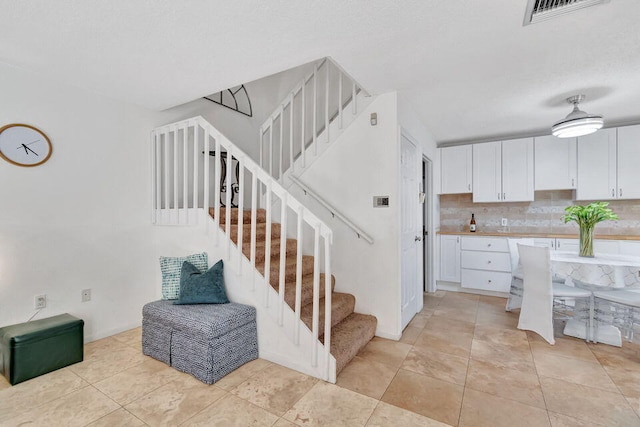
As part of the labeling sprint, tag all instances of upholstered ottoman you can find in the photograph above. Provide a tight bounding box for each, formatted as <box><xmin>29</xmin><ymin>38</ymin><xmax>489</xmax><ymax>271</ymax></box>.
<box><xmin>0</xmin><ymin>313</ymin><xmax>84</xmax><ymax>385</ymax></box>
<box><xmin>142</xmin><ymin>300</ymin><xmax>258</xmax><ymax>384</ymax></box>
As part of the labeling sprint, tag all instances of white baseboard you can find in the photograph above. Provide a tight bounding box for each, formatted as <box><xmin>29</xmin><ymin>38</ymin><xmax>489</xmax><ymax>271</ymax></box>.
<box><xmin>375</xmin><ymin>331</ymin><xmax>402</xmax><ymax>340</ymax></box>
<box><xmin>436</xmin><ymin>281</ymin><xmax>508</xmax><ymax>299</ymax></box>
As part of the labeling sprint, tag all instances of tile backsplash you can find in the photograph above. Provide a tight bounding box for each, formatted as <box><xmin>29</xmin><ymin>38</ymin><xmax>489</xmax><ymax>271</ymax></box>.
<box><xmin>439</xmin><ymin>190</ymin><xmax>640</xmax><ymax>236</ymax></box>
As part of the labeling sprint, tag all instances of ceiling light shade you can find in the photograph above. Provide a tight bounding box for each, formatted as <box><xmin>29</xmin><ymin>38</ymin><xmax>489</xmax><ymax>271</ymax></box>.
<box><xmin>552</xmin><ymin>95</ymin><xmax>604</xmax><ymax>138</ymax></box>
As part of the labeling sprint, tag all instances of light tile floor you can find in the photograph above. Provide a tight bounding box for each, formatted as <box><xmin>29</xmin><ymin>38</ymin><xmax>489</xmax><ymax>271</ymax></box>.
<box><xmin>2</xmin><ymin>291</ymin><xmax>640</xmax><ymax>426</ymax></box>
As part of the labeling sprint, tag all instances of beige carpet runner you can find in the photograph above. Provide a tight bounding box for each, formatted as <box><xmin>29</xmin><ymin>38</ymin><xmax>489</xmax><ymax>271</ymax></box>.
<box><xmin>211</xmin><ymin>208</ymin><xmax>377</xmax><ymax>374</ymax></box>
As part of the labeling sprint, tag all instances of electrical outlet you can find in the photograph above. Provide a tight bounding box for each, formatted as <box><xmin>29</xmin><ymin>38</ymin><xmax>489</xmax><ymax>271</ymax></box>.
<box><xmin>501</xmin><ymin>218</ymin><xmax>508</xmax><ymax>227</ymax></box>
<box><xmin>81</xmin><ymin>289</ymin><xmax>91</xmax><ymax>302</ymax></box>
<box><xmin>34</xmin><ymin>294</ymin><xmax>46</xmax><ymax>310</ymax></box>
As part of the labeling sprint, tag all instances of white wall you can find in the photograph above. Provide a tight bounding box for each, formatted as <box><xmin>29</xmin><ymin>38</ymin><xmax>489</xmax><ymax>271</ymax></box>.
<box><xmin>160</xmin><ymin>61</ymin><xmax>317</xmax><ymax>162</ymax></box>
<box><xmin>0</xmin><ymin>63</ymin><xmax>197</xmax><ymax>340</ymax></box>
<box><xmin>286</xmin><ymin>92</ymin><xmax>402</xmax><ymax>339</ymax></box>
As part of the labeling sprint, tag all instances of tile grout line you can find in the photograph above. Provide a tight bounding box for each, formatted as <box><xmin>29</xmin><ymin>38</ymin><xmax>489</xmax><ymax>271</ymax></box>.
<box><xmin>525</xmin><ymin>325</ymin><xmax>554</xmax><ymax>426</ymax></box>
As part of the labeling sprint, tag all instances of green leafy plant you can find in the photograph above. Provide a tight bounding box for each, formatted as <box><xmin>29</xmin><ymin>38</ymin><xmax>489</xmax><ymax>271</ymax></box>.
<box><xmin>563</xmin><ymin>202</ymin><xmax>618</xmax><ymax>257</ymax></box>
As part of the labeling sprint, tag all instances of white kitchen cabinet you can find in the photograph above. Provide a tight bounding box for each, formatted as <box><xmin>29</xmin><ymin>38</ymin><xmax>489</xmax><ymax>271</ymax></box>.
<box><xmin>533</xmin><ymin>238</ymin><xmax>579</xmax><ymax>252</ymax></box>
<box><xmin>620</xmin><ymin>241</ymin><xmax>640</xmax><ymax>257</ymax></box>
<box><xmin>595</xmin><ymin>240</ymin><xmax>620</xmax><ymax>255</ymax></box>
<box><xmin>616</xmin><ymin>125</ymin><xmax>640</xmax><ymax>200</ymax></box>
<box><xmin>533</xmin><ymin>237</ymin><xmax>617</xmax><ymax>254</ymax></box>
<box><xmin>473</xmin><ymin>138</ymin><xmax>534</xmax><ymax>203</ymax></box>
<box><xmin>577</xmin><ymin>126</ymin><xmax>640</xmax><ymax>200</ymax></box>
<box><xmin>472</xmin><ymin>141</ymin><xmax>501</xmax><ymax>202</ymax></box>
<box><xmin>534</xmin><ymin>135</ymin><xmax>577</xmax><ymax>190</ymax></box>
<box><xmin>440</xmin><ymin>145</ymin><xmax>472</xmax><ymax>194</ymax></box>
<box><xmin>460</xmin><ymin>236</ymin><xmax>512</xmax><ymax>293</ymax></box>
<box><xmin>577</xmin><ymin>128</ymin><xmax>617</xmax><ymax>200</ymax></box>
<box><xmin>440</xmin><ymin>235</ymin><xmax>461</xmax><ymax>282</ymax></box>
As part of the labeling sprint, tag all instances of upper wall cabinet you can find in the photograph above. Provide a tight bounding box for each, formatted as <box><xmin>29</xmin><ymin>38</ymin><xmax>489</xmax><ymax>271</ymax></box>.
<box><xmin>440</xmin><ymin>145</ymin><xmax>472</xmax><ymax>194</ymax></box>
<box><xmin>616</xmin><ymin>125</ymin><xmax>640</xmax><ymax>200</ymax></box>
<box><xmin>577</xmin><ymin>126</ymin><xmax>640</xmax><ymax>200</ymax></box>
<box><xmin>472</xmin><ymin>138</ymin><xmax>534</xmax><ymax>202</ymax></box>
<box><xmin>534</xmin><ymin>135</ymin><xmax>577</xmax><ymax>191</ymax></box>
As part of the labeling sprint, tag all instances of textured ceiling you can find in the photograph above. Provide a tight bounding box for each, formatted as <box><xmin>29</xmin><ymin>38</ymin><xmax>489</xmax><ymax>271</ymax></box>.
<box><xmin>1</xmin><ymin>0</ymin><xmax>639</xmax><ymax>144</ymax></box>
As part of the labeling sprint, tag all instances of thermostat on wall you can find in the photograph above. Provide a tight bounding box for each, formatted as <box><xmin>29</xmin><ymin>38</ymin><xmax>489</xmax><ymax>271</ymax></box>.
<box><xmin>373</xmin><ymin>196</ymin><xmax>390</xmax><ymax>208</ymax></box>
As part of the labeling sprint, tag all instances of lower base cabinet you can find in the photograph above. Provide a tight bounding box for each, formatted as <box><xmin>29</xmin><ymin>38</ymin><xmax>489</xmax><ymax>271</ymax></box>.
<box><xmin>439</xmin><ymin>234</ymin><xmax>631</xmax><ymax>295</ymax></box>
<box><xmin>461</xmin><ymin>269</ymin><xmax>512</xmax><ymax>293</ymax></box>
<box><xmin>460</xmin><ymin>236</ymin><xmax>512</xmax><ymax>293</ymax></box>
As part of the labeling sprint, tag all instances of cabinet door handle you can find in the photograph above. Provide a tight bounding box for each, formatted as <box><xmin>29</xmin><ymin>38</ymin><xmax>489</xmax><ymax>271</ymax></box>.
<box><xmin>457</xmin><ymin>236</ymin><xmax>459</xmax><ymax>243</ymax></box>
<box><xmin>612</xmin><ymin>189</ymin><xmax>615</xmax><ymax>197</ymax></box>
<box><xmin>557</xmin><ymin>240</ymin><xmax>560</xmax><ymax>249</ymax></box>
<box><xmin>571</xmin><ymin>178</ymin><xmax>575</xmax><ymax>187</ymax></box>
<box><xmin>498</xmin><ymin>192</ymin><xmax>501</xmax><ymax>200</ymax></box>
<box><xmin>487</xmin><ymin>260</ymin><xmax>492</xmax><ymax>264</ymax></box>
<box><xmin>503</xmin><ymin>192</ymin><xmax>506</xmax><ymax>200</ymax></box>
<box><xmin>487</xmin><ymin>243</ymin><xmax>492</xmax><ymax>247</ymax></box>
<box><xmin>551</xmin><ymin>240</ymin><xmax>555</xmax><ymax>249</ymax></box>
<box><xmin>620</xmin><ymin>188</ymin><xmax>623</xmax><ymax>198</ymax></box>
<box><xmin>488</xmin><ymin>280</ymin><xmax>492</xmax><ymax>283</ymax></box>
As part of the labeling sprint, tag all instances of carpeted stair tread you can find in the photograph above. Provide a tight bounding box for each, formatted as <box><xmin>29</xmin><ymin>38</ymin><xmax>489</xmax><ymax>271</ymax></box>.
<box><xmin>282</xmin><ymin>274</ymin><xmax>335</xmax><ymax>310</ymax></box>
<box><xmin>300</xmin><ymin>292</ymin><xmax>355</xmax><ymax>334</ymax></box>
<box><xmin>241</xmin><ymin>238</ymin><xmax>297</xmax><ymax>263</ymax></box>
<box><xmin>329</xmin><ymin>313</ymin><xmax>377</xmax><ymax>374</ymax></box>
<box><xmin>222</xmin><ymin>222</ymin><xmax>282</xmax><ymax>244</ymax></box>
<box><xmin>260</xmin><ymin>255</ymin><xmax>315</xmax><ymax>286</ymax></box>
<box><xmin>209</xmin><ymin>207</ymin><xmax>267</xmax><ymax>224</ymax></box>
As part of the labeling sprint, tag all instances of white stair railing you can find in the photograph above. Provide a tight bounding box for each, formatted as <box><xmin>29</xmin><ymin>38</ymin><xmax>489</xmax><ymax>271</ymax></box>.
<box><xmin>151</xmin><ymin>116</ymin><xmax>335</xmax><ymax>381</ymax></box>
<box><xmin>259</xmin><ymin>58</ymin><xmax>369</xmax><ymax>182</ymax></box>
<box><xmin>290</xmin><ymin>175</ymin><xmax>374</xmax><ymax>244</ymax></box>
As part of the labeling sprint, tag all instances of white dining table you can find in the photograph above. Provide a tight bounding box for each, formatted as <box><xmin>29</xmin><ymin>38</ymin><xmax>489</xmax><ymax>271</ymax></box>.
<box><xmin>550</xmin><ymin>251</ymin><xmax>640</xmax><ymax>346</ymax></box>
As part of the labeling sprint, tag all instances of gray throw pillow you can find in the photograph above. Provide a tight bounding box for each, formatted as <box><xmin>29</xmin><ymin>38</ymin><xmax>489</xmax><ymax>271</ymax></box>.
<box><xmin>173</xmin><ymin>260</ymin><xmax>229</xmax><ymax>305</ymax></box>
<box><xmin>159</xmin><ymin>252</ymin><xmax>208</xmax><ymax>300</ymax></box>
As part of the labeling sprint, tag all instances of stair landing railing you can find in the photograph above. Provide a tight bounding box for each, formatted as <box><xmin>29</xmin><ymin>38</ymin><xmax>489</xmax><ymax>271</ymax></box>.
<box><xmin>259</xmin><ymin>58</ymin><xmax>368</xmax><ymax>182</ymax></box>
<box><xmin>151</xmin><ymin>116</ymin><xmax>335</xmax><ymax>381</ymax></box>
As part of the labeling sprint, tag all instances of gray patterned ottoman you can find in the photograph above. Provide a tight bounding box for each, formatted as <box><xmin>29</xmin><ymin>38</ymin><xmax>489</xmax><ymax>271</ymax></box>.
<box><xmin>142</xmin><ymin>300</ymin><xmax>258</xmax><ymax>384</ymax></box>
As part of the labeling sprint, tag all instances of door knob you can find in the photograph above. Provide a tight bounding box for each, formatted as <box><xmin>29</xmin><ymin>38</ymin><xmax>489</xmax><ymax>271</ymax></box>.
<box><xmin>415</xmin><ymin>236</ymin><xmax>422</xmax><ymax>242</ymax></box>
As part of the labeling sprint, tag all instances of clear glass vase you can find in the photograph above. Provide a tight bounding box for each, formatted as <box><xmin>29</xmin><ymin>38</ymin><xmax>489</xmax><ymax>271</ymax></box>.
<box><xmin>579</xmin><ymin>225</ymin><xmax>595</xmax><ymax>257</ymax></box>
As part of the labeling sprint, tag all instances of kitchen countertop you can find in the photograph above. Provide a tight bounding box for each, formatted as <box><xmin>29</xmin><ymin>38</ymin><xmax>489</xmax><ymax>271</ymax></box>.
<box><xmin>437</xmin><ymin>230</ymin><xmax>640</xmax><ymax>241</ymax></box>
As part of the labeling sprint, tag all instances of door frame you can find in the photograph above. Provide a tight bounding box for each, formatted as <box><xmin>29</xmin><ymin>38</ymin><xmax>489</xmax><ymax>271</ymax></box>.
<box><xmin>398</xmin><ymin>127</ymin><xmax>424</xmax><ymax>330</ymax></box>
<box><xmin>422</xmin><ymin>155</ymin><xmax>435</xmax><ymax>294</ymax></box>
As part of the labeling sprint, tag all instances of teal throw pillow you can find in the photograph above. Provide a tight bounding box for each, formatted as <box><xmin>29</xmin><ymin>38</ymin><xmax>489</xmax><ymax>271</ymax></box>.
<box><xmin>174</xmin><ymin>260</ymin><xmax>229</xmax><ymax>305</ymax></box>
<box><xmin>160</xmin><ymin>252</ymin><xmax>208</xmax><ymax>300</ymax></box>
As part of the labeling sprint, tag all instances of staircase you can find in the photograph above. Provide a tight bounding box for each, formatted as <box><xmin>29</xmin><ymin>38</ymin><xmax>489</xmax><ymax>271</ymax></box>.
<box><xmin>151</xmin><ymin>59</ymin><xmax>378</xmax><ymax>382</ymax></box>
<box><xmin>212</xmin><ymin>207</ymin><xmax>376</xmax><ymax>374</ymax></box>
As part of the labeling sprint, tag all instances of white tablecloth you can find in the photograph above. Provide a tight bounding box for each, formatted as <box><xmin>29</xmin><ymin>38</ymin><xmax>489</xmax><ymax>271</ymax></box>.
<box><xmin>551</xmin><ymin>251</ymin><xmax>640</xmax><ymax>288</ymax></box>
<box><xmin>550</xmin><ymin>251</ymin><xmax>640</xmax><ymax>346</ymax></box>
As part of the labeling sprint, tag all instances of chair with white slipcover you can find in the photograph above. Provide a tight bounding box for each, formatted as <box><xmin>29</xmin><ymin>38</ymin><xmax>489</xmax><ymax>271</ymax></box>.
<box><xmin>517</xmin><ymin>244</ymin><xmax>591</xmax><ymax>344</ymax></box>
<box><xmin>505</xmin><ymin>238</ymin><xmax>565</xmax><ymax>312</ymax></box>
<box><xmin>505</xmin><ymin>238</ymin><xmax>535</xmax><ymax>311</ymax></box>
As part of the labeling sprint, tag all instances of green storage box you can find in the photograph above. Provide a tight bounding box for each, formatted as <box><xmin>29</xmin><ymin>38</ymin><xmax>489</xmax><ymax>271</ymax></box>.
<box><xmin>0</xmin><ymin>313</ymin><xmax>84</xmax><ymax>385</ymax></box>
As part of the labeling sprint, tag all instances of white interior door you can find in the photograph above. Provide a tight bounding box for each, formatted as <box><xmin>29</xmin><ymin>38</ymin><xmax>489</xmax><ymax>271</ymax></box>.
<box><xmin>401</xmin><ymin>134</ymin><xmax>419</xmax><ymax>329</ymax></box>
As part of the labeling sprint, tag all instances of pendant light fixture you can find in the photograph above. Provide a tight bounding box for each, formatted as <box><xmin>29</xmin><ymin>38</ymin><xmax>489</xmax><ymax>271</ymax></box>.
<box><xmin>552</xmin><ymin>95</ymin><xmax>604</xmax><ymax>138</ymax></box>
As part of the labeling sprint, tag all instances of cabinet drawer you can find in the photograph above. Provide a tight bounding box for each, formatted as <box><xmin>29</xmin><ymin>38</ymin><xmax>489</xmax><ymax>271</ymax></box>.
<box><xmin>461</xmin><ymin>251</ymin><xmax>511</xmax><ymax>272</ymax></box>
<box><xmin>461</xmin><ymin>269</ymin><xmax>512</xmax><ymax>293</ymax></box>
<box><xmin>461</xmin><ymin>236</ymin><xmax>508</xmax><ymax>252</ymax></box>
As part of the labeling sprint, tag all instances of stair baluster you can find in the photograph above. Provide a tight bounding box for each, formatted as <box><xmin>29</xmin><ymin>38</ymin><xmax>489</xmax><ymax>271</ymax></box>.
<box><xmin>259</xmin><ymin>58</ymin><xmax>369</xmax><ymax>185</ymax></box>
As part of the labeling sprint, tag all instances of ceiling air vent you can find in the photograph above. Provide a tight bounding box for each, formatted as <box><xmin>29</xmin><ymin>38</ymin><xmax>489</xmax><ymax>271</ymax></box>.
<box><xmin>524</xmin><ymin>0</ymin><xmax>610</xmax><ymax>25</ymax></box>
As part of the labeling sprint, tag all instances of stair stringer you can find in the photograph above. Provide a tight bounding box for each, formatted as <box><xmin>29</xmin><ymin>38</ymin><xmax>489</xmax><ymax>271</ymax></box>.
<box><xmin>186</xmin><ymin>208</ymin><xmax>338</xmax><ymax>383</ymax></box>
